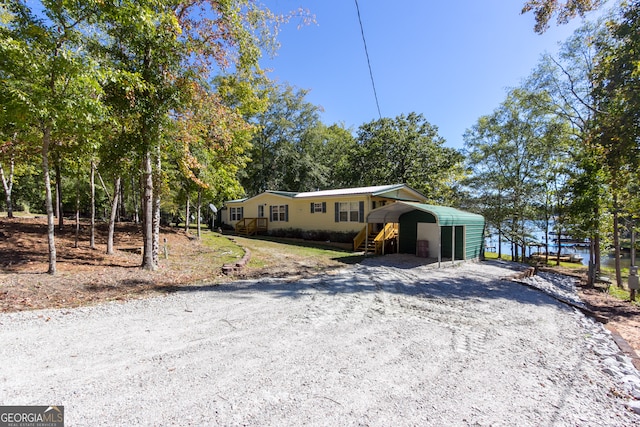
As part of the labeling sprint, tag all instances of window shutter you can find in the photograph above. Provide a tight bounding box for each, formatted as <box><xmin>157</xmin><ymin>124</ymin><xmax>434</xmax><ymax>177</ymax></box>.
<box><xmin>285</xmin><ymin>205</ymin><xmax>289</xmax><ymax>222</ymax></box>
<box><xmin>322</xmin><ymin>202</ymin><xmax>326</xmax><ymax>213</ymax></box>
<box><xmin>359</xmin><ymin>201</ymin><xmax>365</xmax><ymax>223</ymax></box>
<box><xmin>335</xmin><ymin>202</ymin><xmax>339</xmax><ymax>222</ymax></box>
<box><xmin>269</xmin><ymin>206</ymin><xmax>273</xmax><ymax>220</ymax></box>
<box><xmin>310</xmin><ymin>202</ymin><xmax>314</xmax><ymax>214</ymax></box>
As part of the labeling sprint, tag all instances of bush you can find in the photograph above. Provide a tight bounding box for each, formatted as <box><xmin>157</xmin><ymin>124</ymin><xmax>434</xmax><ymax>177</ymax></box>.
<box><xmin>268</xmin><ymin>228</ymin><xmax>356</xmax><ymax>244</ymax></box>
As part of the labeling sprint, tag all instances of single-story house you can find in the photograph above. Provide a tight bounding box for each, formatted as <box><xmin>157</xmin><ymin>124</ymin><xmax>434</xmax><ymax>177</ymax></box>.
<box><xmin>220</xmin><ymin>184</ymin><xmax>427</xmax><ymax>248</ymax></box>
<box><xmin>366</xmin><ymin>201</ymin><xmax>485</xmax><ymax>264</ymax></box>
<box><xmin>221</xmin><ymin>185</ymin><xmax>485</xmax><ymax>262</ymax></box>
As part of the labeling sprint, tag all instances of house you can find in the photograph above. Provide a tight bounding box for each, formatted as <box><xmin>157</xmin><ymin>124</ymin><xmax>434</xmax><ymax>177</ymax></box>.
<box><xmin>221</xmin><ymin>184</ymin><xmax>485</xmax><ymax>260</ymax></box>
<box><xmin>220</xmin><ymin>184</ymin><xmax>427</xmax><ymax>249</ymax></box>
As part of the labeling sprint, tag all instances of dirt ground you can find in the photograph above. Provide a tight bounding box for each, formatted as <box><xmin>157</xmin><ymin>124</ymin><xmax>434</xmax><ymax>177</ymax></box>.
<box><xmin>0</xmin><ymin>216</ymin><xmax>342</xmax><ymax>313</ymax></box>
<box><xmin>580</xmin><ymin>287</ymin><xmax>640</xmax><ymax>354</ymax></box>
<box><xmin>1</xmin><ymin>216</ymin><xmax>639</xmax><ymax>355</ymax></box>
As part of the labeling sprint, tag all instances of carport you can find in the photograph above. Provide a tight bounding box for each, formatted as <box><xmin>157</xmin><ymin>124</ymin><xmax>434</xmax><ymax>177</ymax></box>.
<box><xmin>366</xmin><ymin>202</ymin><xmax>485</xmax><ymax>267</ymax></box>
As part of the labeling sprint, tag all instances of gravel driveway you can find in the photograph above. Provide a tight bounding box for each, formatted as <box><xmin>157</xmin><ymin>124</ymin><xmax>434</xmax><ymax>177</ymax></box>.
<box><xmin>1</xmin><ymin>257</ymin><xmax>639</xmax><ymax>426</ymax></box>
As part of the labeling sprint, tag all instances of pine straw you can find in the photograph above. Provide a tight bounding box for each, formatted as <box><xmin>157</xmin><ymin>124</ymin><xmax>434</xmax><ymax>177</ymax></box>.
<box><xmin>0</xmin><ymin>217</ymin><xmax>238</xmax><ymax>312</ymax></box>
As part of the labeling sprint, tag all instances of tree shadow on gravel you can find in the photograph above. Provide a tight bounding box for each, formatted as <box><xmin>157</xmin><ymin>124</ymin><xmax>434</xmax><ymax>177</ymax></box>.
<box><xmin>177</xmin><ymin>258</ymin><xmax>571</xmax><ymax>309</ymax></box>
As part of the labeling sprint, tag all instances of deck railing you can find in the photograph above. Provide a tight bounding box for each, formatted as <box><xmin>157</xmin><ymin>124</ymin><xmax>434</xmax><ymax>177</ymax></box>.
<box><xmin>235</xmin><ymin>217</ymin><xmax>268</xmax><ymax>236</ymax></box>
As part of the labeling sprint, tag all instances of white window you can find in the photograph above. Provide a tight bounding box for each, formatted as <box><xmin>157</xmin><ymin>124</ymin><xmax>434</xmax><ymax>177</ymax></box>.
<box><xmin>311</xmin><ymin>202</ymin><xmax>326</xmax><ymax>213</ymax></box>
<box><xmin>230</xmin><ymin>207</ymin><xmax>243</xmax><ymax>221</ymax></box>
<box><xmin>338</xmin><ymin>202</ymin><xmax>360</xmax><ymax>222</ymax></box>
<box><xmin>271</xmin><ymin>205</ymin><xmax>288</xmax><ymax>222</ymax></box>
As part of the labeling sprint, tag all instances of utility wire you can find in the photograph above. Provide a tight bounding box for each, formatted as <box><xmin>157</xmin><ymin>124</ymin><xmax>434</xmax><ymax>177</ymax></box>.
<box><xmin>354</xmin><ymin>0</ymin><xmax>382</xmax><ymax>119</ymax></box>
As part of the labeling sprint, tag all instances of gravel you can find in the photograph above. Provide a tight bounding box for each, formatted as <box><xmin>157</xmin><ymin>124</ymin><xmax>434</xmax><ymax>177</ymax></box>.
<box><xmin>1</xmin><ymin>256</ymin><xmax>639</xmax><ymax>426</ymax></box>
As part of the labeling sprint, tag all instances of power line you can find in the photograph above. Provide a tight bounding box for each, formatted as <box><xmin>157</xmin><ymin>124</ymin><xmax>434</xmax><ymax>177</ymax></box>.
<box><xmin>354</xmin><ymin>0</ymin><xmax>382</xmax><ymax>119</ymax></box>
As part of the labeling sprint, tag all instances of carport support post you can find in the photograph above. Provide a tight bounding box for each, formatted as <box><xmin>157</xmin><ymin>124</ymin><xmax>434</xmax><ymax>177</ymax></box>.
<box><xmin>452</xmin><ymin>226</ymin><xmax>455</xmax><ymax>266</ymax></box>
<box><xmin>438</xmin><ymin>227</ymin><xmax>442</xmax><ymax>268</ymax></box>
<box><xmin>382</xmin><ymin>222</ymin><xmax>385</xmax><ymax>255</ymax></box>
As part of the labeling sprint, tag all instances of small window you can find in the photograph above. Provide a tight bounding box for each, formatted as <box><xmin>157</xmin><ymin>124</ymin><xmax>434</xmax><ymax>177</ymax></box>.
<box><xmin>230</xmin><ymin>207</ymin><xmax>243</xmax><ymax>221</ymax></box>
<box><xmin>311</xmin><ymin>202</ymin><xmax>326</xmax><ymax>213</ymax></box>
<box><xmin>271</xmin><ymin>205</ymin><xmax>288</xmax><ymax>222</ymax></box>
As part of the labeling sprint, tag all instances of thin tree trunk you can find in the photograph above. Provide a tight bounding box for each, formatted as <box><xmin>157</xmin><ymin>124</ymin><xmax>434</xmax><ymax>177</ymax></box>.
<box><xmin>131</xmin><ymin>175</ymin><xmax>139</xmax><ymax>224</ymax></box>
<box><xmin>55</xmin><ymin>157</ymin><xmax>63</xmax><ymax>230</ymax></box>
<box><xmin>97</xmin><ymin>171</ymin><xmax>111</xmax><ymax>200</ymax></box>
<box><xmin>197</xmin><ymin>188</ymin><xmax>202</xmax><ymax>239</ymax></box>
<box><xmin>613</xmin><ymin>201</ymin><xmax>623</xmax><ymax>288</ymax></box>
<box><xmin>0</xmin><ymin>157</ymin><xmax>14</xmax><ymax>219</ymax></box>
<box><xmin>107</xmin><ymin>176</ymin><xmax>121</xmax><ymax>255</ymax></box>
<box><xmin>631</xmin><ymin>227</ymin><xmax>636</xmax><ymax>301</ymax></box>
<box><xmin>119</xmin><ymin>180</ymin><xmax>125</xmax><ymax>221</ymax></box>
<box><xmin>141</xmin><ymin>150</ymin><xmax>155</xmax><ymax>270</ymax></box>
<box><xmin>594</xmin><ymin>206</ymin><xmax>601</xmax><ymax>272</ymax></box>
<box><xmin>152</xmin><ymin>147</ymin><xmax>161</xmax><ymax>267</ymax></box>
<box><xmin>497</xmin><ymin>229</ymin><xmax>502</xmax><ymax>259</ymax></box>
<box><xmin>42</xmin><ymin>126</ymin><xmax>56</xmax><ymax>274</ymax></box>
<box><xmin>74</xmin><ymin>172</ymin><xmax>80</xmax><ymax>248</ymax></box>
<box><xmin>185</xmin><ymin>192</ymin><xmax>190</xmax><ymax>234</ymax></box>
<box><xmin>90</xmin><ymin>160</ymin><xmax>96</xmax><ymax>249</ymax></box>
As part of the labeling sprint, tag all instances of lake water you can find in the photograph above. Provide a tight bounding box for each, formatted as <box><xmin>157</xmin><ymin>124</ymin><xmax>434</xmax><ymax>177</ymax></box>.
<box><xmin>485</xmin><ymin>239</ymin><xmax>635</xmax><ymax>269</ymax></box>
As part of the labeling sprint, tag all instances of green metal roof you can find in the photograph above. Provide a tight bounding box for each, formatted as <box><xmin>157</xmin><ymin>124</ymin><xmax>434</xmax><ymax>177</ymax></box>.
<box><xmin>367</xmin><ymin>201</ymin><xmax>484</xmax><ymax>226</ymax></box>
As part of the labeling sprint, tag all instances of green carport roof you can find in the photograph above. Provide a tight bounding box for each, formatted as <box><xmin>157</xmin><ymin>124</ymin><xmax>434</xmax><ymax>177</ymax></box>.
<box><xmin>366</xmin><ymin>201</ymin><xmax>484</xmax><ymax>226</ymax></box>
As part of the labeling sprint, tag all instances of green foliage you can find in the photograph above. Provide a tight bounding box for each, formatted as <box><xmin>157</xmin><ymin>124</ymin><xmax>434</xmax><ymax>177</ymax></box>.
<box><xmin>242</xmin><ymin>83</ymin><xmax>326</xmax><ymax>194</ymax></box>
<box><xmin>464</xmin><ymin>88</ymin><xmax>573</xmax><ymax>254</ymax></box>
<box><xmin>522</xmin><ymin>0</ymin><xmax>604</xmax><ymax>33</ymax></box>
<box><xmin>353</xmin><ymin>112</ymin><xmax>464</xmax><ymax>204</ymax></box>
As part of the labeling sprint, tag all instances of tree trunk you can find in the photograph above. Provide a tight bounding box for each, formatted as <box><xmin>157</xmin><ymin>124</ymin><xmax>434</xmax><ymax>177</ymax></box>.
<box><xmin>631</xmin><ymin>227</ymin><xmax>636</xmax><ymax>301</ymax></box>
<box><xmin>119</xmin><ymin>180</ymin><xmax>125</xmax><ymax>221</ymax></box>
<box><xmin>55</xmin><ymin>157</ymin><xmax>63</xmax><ymax>230</ymax></box>
<box><xmin>42</xmin><ymin>126</ymin><xmax>57</xmax><ymax>274</ymax></box>
<box><xmin>185</xmin><ymin>192</ymin><xmax>191</xmax><ymax>234</ymax></box>
<box><xmin>141</xmin><ymin>150</ymin><xmax>155</xmax><ymax>270</ymax></box>
<box><xmin>613</xmin><ymin>204</ymin><xmax>623</xmax><ymax>289</ymax></box>
<box><xmin>197</xmin><ymin>188</ymin><xmax>202</xmax><ymax>239</ymax></box>
<box><xmin>497</xmin><ymin>229</ymin><xmax>502</xmax><ymax>259</ymax></box>
<box><xmin>152</xmin><ymin>147</ymin><xmax>161</xmax><ymax>267</ymax></box>
<box><xmin>131</xmin><ymin>175</ymin><xmax>139</xmax><ymax>224</ymax></box>
<box><xmin>107</xmin><ymin>176</ymin><xmax>121</xmax><ymax>255</ymax></box>
<box><xmin>594</xmin><ymin>206</ymin><xmax>601</xmax><ymax>272</ymax></box>
<box><xmin>74</xmin><ymin>173</ymin><xmax>80</xmax><ymax>248</ymax></box>
<box><xmin>90</xmin><ymin>160</ymin><xmax>96</xmax><ymax>250</ymax></box>
<box><xmin>0</xmin><ymin>156</ymin><xmax>14</xmax><ymax>219</ymax></box>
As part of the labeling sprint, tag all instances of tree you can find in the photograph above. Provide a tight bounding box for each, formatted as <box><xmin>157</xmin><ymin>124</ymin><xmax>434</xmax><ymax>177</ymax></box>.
<box><xmin>464</xmin><ymin>89</ymin><xmax>569</xmax><ymax>261</ymax></box>
<box><xmin>172</xmin><ymin>82</ymin><xmax>254</xmax><ymax>238</ymax></box>
<box><xmin>1</xmin><ymin>0</ymin><xmax>104</xmax><ymax>274</ymax></box>
<box><xmin>96</xmin><ymin>0</ymin><xmax>291</xmax><ymax>270</ymax></box>
<box><xmin>311</xmin><ymin>123</ymin><xmax>358</xmax><ymax>189</ymax></box>
<box><xmin>528</xmin><ymin>18</ymin><xmax>611</xmax><ymax>275</ymax></box>
<box><xmin>591</xmin><ymin>1</ymin><xmax>640</xmax><ymax>289</ymax></box>
<box><xmin>242</xmin><ymin>83</ymin><xmax>325</xmax><ymax>195</ymax></box>
<box><xmin>522</xmin><ymin>0</ymin><xmax>605</xmax><ymax>33</ymax></box>
<box><xmin>354</xmin><ymin>113</ymin><xmax>464</xmax><ymax>204</ymax></box>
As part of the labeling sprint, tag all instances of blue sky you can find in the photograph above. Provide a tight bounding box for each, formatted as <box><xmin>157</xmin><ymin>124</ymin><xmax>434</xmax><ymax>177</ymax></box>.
<box><xmin>261</xmin><ymin>1</ymin><xmax>603</xmax><ymax>149</ymax></box>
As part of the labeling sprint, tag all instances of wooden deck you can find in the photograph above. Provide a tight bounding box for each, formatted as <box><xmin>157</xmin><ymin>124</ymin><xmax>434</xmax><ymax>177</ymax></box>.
<box><xmin>235</xmin><ymin>218</ymin><xmax>268</xmax><ymax>236</ymax></box>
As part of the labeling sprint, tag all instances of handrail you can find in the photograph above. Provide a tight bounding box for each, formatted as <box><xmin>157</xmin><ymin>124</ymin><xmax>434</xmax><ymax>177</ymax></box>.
<box><xmin>235</xmin><ymin>218</ymin><xmax>268</xmax><ymax>235</ymax></box>
<box><xmin>353</xmin><ymin>224</ymin><xmax>373</xmax><ymax>251</ymax></box>
<box><xmin>374</xmin><ymin>223</ymin><xmax>398</xmax><ymax>242</ymax></box>
<box><xmin>373</xmin><ymin>223</ymin><xmax>398</xmax><ymax>254</ymax></box>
